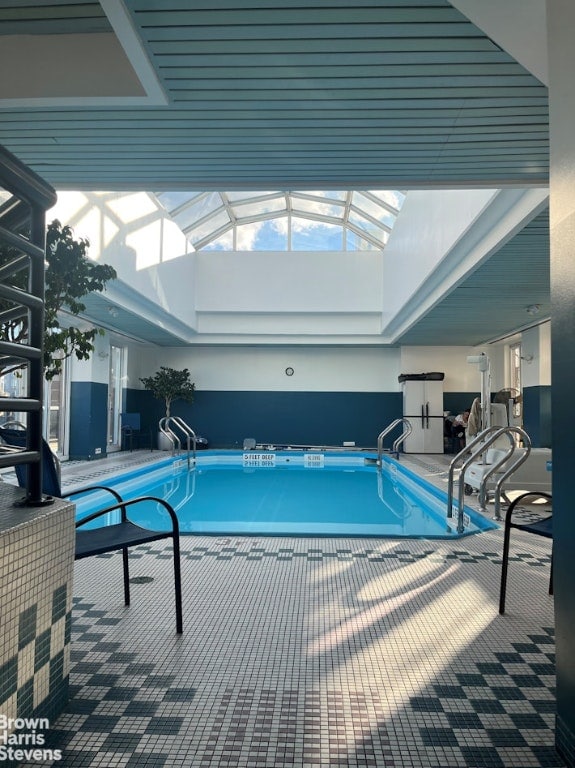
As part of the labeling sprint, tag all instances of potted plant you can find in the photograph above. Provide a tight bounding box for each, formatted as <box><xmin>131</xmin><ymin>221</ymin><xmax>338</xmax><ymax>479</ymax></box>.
<box><xmin>140</xmin><ymin>366</ymin><xmax>196</xmax><ymax>449</ymax></box>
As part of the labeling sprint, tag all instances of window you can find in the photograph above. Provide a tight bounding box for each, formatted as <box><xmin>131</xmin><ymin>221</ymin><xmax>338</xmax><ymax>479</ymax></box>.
<box><xmin>156</xmin><ymin>189</ymin><xmax>405</xmax><ymax>252</ymax></box>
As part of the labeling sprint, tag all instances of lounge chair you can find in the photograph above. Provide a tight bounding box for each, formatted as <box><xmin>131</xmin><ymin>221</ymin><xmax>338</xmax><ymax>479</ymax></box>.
<box><xmin>0</xmin><ymin>426</ymin><xmax>183</xmax><ymax>633</ymax></box>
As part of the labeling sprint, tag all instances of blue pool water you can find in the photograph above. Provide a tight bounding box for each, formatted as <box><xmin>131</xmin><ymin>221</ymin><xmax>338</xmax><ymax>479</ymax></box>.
<box><xmin>72</xmin><ymin>451</ymin><xmax>497</xmax><ymax>538</ymax></box>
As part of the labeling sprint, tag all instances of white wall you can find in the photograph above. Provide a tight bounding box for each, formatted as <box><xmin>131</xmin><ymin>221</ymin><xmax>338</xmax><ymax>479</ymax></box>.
<box><xmin>125</xmin><ymin>344</ymin><xmax>510</xmax><ymax>395</ymax></box>
<box><xmin>49</xmin><ymin>193</ymin><xmax>388</xmax><ymax>341</ymax></box>
<box><xmin>382</xmin><ymin>187</ymin><xmax>550</xmax><ymax>341</ymax></box>
<box><xmin>55</xmin><ymin>317</ymin><xmax>112</xmax><ymax>384</ymax></box>
<box><xmin>129</xmin><ymin>346</ymin><xmax>401</xmax><ymax>393</ymax></box>
<box><xmin>50</xmin><ymin>185</ymin><xmax>543</xmax><ymax>397</ymax></box>
<box><xmin>383</xmin><ymin>189</ymin><xmax>498</xmax><ymax>317</ymax></box>
<box><xmin>194</xmin><ymin>250</ymin><xmax>385</xmax><ymax>339</ymax></box>
<box><xmin>521</xmin><ymin>321</ymin><xmax>551</xmax><ymax>387</ymax></box>
<box><xmin>48</xmin><ymin>191</ymin><xmax>197</xmax><ymax>326</ymax></box>
<box><xmin>450</xmin><ymin>0</ymin><xmax>548</xmax><ymax>84</ymax></box>
<box><xmin>48</xmin><ymin>189</ymin><xmax>549</xmax><ymax>349</ymax></box>
<box><xmin>196</xmin><ymin>251</ymin><xmax>382</xmax><ymax>313</ymax></box>
<box><xmin>399</xmin><ymin>345</ymin><xmax>504</xmax><ymax>392</ymax></box>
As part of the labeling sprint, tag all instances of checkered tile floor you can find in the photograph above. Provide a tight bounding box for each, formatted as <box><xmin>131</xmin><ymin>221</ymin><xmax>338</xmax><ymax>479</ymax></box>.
<box><xmin>18</xmin><ymin>452</ymin><xmax>563</xmax><ymax>767</ymax></box>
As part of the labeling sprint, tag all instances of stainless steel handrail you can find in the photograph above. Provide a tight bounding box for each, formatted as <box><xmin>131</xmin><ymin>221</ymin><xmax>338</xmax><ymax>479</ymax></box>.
<box><xmin>447</xmin><ymin>426</ymin><xmax>531</xmax><ymax>532</ymax></box>
<box><xmin>159</xmin><ymin>416</ymin><xmax>197</xmax><ymax>468</ymax></box>
<box><xmin>447</xmin><ymin>427</ymin><xmax>504</xmax><ymax>529</ymax></box>
<box><xmin>163</xmin><ymin>464</ymin><xmax>197</xmax><ymax>508</ymax></box>
<box><xmin>159</xmin><ymin>417</ymin><xmax>180</xmax><ymax>454</ymax></box>
<box><xmin>392</xmin><ymin>420</ymin><xmax>413</xmax><ymax>457</ymax></box>
<box><xmin>377</xmin><ymin>465</ymin><xmax>413</xmax><ymax>521</ymax></box>
<box><xmin>474</xmin><ymin>437</ymin><xmax>518</xmax><ymax>514</ymax></box>
<box><xmin>377</xmin><ymin>418</ymin><xmax>412</xmax><ymax>464</ymax></box>
<box><xmin>171</xmin><ymin>416</ymin><xmax>197</xmax><ymax>467</ymax></box>
<box><xmin>488</xmin><ymin>428</ymin><xmax>531</xmax><ymax>520</ymax></box>
<box><xmin>469</xmin><ymin>428</ymin><xmax>531</xmax><ymax>518</ymax></box>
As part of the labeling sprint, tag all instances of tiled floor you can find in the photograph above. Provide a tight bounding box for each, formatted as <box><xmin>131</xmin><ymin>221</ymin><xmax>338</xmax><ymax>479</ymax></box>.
<box><xmin>14</xmin><ymin>450</ymin><xmax>562</xmax><ymax>767</ymax></box>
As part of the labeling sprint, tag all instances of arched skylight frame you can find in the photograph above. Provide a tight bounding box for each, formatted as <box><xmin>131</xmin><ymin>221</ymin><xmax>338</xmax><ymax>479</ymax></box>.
<box><xmin>155</xmin><ymin>189</ymin><xmax>405</xmax><ymax>252</ymax></box>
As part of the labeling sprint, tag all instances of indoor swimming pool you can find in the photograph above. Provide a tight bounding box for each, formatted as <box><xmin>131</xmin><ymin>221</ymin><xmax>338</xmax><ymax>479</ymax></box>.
<box><xmin>72</xmin><ymin>451</ymin><xmax>497</xmax><ymax>538</ymax></box>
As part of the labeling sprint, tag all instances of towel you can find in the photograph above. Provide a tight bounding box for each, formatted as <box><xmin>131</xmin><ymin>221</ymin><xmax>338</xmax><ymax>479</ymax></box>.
<box><xmin>467</xmin><ymin>397</ymin><xmax>482</xmax><ymax>438</ymax></box>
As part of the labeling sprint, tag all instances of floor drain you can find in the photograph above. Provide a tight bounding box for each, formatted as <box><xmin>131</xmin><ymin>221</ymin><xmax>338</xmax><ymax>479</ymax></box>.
<box><xmin>129</xmin><ymin>576</ymin><xmax>154</xmax><ymax>584</ymax></box>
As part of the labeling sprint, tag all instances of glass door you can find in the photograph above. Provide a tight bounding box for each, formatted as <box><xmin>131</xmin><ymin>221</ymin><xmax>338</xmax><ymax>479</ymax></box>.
<box><xmin>107</xmin><ymin>345</ymin><xmax>124</xmax><ymax>452</ymax></box>
<box><xmin>43</xmin><ymin>359</ymin><xmax>69</xmax><ymax>458</ymax></box>
<box><xmin>509</xmin><ymin>342</ymin><xmax>523</xmax><ymax>428</ymax></box>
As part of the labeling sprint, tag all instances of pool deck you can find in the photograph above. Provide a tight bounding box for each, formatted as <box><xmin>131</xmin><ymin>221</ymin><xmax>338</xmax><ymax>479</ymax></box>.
<box><xmin>12</xmin><ymin>450</ymin><xmax>561</xmax><ymax>767</ymax></box>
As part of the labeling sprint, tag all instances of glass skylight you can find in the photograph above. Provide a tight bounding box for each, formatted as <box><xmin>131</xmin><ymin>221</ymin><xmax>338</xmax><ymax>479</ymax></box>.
<box><xmin>155</xmin><ymin>190</ymin><xmax>405</xmax><ymax>252</ymax></box>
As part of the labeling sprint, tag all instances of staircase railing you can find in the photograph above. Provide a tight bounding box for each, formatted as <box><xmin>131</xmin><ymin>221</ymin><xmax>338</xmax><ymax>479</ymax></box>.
<box><xmin>0</xmin><ymin>146</ymin><xmax>57</xmax><ymax>505</ymax></box>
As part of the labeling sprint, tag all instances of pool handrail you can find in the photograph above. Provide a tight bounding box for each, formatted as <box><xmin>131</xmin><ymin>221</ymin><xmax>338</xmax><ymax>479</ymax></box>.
<box><xmin>448</xmin><ymin>426</ymin><xmax>506</xmax><ymax>528</ymax></box>
<box><xmin>377</xmin><ymin>467</ymin><xmax>413</xmax><ymax>521</ymax></box>
<box><xmin>447</xmin><ymin>426</ymin><xmax>531</xmax><ymax>532</ymax></box>
<box><xmin>159</xmin><ymin>417</ymin><xmax>181</xmax><ymax>455</ymax></box>
<box><xmin>171</xmin><ymin>416</ymin><xmax>197</xmax><ymax>468</ymax></box>
<box><xmin>377</xmin><ymin>418</ymin><xmax>412</xmax><ymax>464</ymax></box>
<box><xmin>485</xmin><ymin>428</ymin><xmax>531</xmax><ymax>520</ymax></box>
<box><xmin>465</xmin><ymin>426</ymin><xmax>531</xmax><ymax>522</ymax></box>
<box><xmin>159</xmin><ymin>416</ymin><xmax>197</xmax><ymax>467</ymax></box>
<box><xmin>163</xmin><ymin>465</ymin><xmax>197</xmax><ymax>509</ymax></box>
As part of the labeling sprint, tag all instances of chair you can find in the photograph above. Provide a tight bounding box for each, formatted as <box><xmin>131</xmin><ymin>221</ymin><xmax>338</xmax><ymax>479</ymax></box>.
<box><xmin>0</xmin><ymin>426</ymin><xmax>182</xmax><ymax>633</ymax></box>
<box><xmin>120</xmin><ymin>413</ymin><xmax>153</xmax><ymax>452</ymax></box>
<box><xmin>499</xmin><ymin>490</ymin><xmax>552</xmax><ymax>615</ymax></box>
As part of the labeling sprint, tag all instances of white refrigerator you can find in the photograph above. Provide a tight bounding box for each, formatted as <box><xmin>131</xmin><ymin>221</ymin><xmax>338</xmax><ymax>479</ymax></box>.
<box><xmin>400</xmin><ymin>374</ymin><xmax>444</xmax><ymax>453</ymax></box>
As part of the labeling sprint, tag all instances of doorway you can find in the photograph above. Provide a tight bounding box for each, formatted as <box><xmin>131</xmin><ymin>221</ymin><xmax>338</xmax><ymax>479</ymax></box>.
<box><xmin>508</xmin><ymin>342</ymin><xmax>523</xmax><ymax>427</ymax></box>
<box><xmin>107</xmin><ymin>345</ymin><xmax>124</xmax><ymax>452</ymax></box>
<box><xmin>44</xmin><ymin>359</ymin><xmax>69</xmax><ymax>458</ymax></box>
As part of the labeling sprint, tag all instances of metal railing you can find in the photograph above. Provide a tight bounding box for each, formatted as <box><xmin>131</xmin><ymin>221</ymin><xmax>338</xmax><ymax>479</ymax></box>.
<box><xmin>377</xmin><ymin>465</ymin><xmax>414</xmax><ymax>522</ymax></box>
<box><xmin>376</xmin><ymin>418</ymin><xmax>412</xmax><ymax>464</ymax></box>
<box><xmin>163</xmin><ymin>464</ymin><xmax>196</xmax><ymax>509</ymax></box>
<box><xmin>0</xmin><ymin>145</ymin><xmax>57</xmax><ymax>505</ymax></box>
<box><xmin>447</xmin><ymin>426</ymin><xmax>531</xmax><ymax>533</ymax></box>
<box><xmin>483</xmin><ymin>428</ymin><xmax>531</xmax><ymax>519</ymax></box>
<box><xmin>159</xmin><ymin>416</ymin><xmax>197</xmax><ymax>468</ymax></box>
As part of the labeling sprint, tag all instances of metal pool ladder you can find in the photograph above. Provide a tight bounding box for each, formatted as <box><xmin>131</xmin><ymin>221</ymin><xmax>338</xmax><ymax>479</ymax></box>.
<box><xmin>447</xmin><ymin>425</ymin><xmax>531</xmax><ymax>533</ymax></box>
<box><xmin>159</xmin><ymin>416</ymin><xmax>197</xmax><ymax>468</ymax></box>
<box><xmin>376</xmin><ymin>418</ymin><xmax>412</xmax><ymax>464</ymax></box>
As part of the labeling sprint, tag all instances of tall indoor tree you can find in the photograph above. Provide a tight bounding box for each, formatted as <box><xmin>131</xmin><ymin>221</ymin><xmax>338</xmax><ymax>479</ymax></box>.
<box><xmin>0</xmin><ymin>219</ymin><xmax>117</xmax><ymax>380</ymax></box>
<box><xmin>140</xmin><ymin>366</ymin><xmax>196</xmax><ymax>419</ymax></box>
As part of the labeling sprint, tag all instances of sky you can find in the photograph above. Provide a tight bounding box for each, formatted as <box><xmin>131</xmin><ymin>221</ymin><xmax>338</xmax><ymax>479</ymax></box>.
<box><xmin>156</xmin><ymin>190</ymin><xmax>405</xmax><ymax>252</ymax></box>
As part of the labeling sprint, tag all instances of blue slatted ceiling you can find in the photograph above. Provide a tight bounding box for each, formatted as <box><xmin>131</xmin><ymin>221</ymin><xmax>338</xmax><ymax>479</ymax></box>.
<box><xmin>396</xmin><ymin>210</ymin><xmax>550</xmax><ymax>346</ymax></box>
<box><xmin>0</xmin><ymin>1</ymin><xmax>551</xmax><ymax>348</ymax></box>
<box><xmin>0</xmin><ymin>0</ymin><xmax>549</xmax><ymax>188</ymax></box>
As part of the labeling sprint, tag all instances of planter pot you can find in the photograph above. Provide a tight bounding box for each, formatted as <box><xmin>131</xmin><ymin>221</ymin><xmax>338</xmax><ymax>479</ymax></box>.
<box><xmin>157</xmin><ymin>431</ymin><xmax>209</xmax><ymax>451</ymax></box>
<box><xmin>158</xmin><ymin>431</ymin><xmax>173</xmax><ymax>451</ymax></box>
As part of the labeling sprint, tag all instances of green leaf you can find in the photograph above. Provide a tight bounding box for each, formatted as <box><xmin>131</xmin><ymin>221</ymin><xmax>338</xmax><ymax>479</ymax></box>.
<box><xmin>1</xmin><ymin>218</ymin><xmax>117</xmax><ymax>380</ymax></box>
<box><xmin>140</xmin><ymin>366</ymin><xmax>196</xmax><ymax>417</ymax></box>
